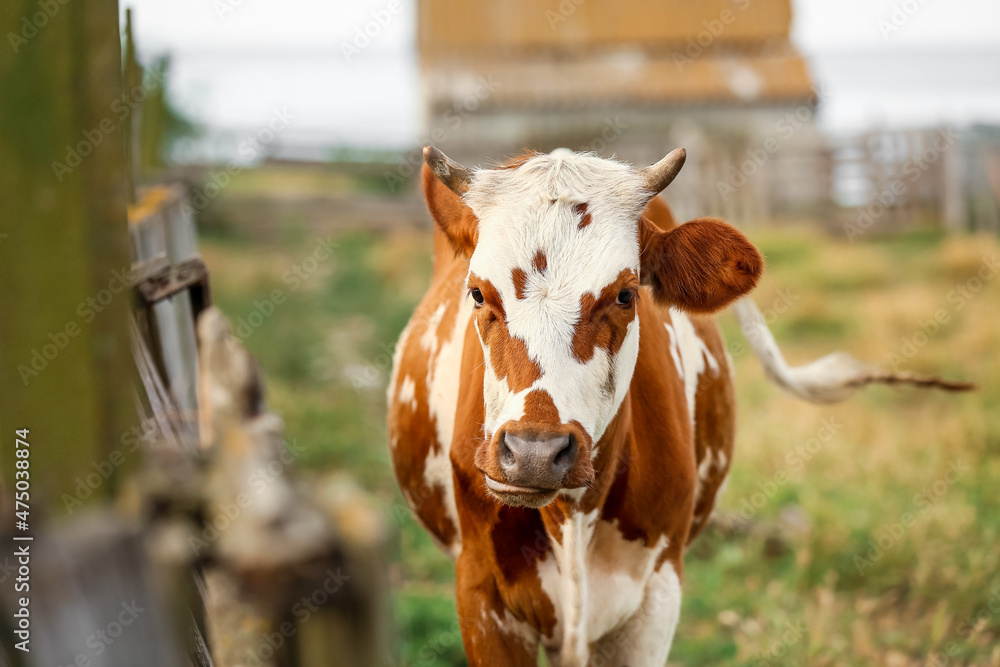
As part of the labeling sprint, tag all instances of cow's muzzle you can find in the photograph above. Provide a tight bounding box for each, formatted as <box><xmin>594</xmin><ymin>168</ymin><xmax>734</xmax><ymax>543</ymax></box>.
<box><xmin>475</xmin><ymin>422</ymin><xmax>595</xmax><ymax>507</ymax></box>
<box><xmin>500</xmin><ymin>431</ymin><xmax>576</xmax><ymax>489</ymax></box>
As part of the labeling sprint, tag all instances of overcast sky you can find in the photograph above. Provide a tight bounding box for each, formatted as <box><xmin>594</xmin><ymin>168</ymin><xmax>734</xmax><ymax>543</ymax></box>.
<box><xmin>126</xmin><ymin>0</ymin><xmax>1000</xmax><ymax>52</ymax></box>
<box><xmin>123</xmin><ymin>0</ymin><xmax>1000</xmax><ymax>154</ymax></box>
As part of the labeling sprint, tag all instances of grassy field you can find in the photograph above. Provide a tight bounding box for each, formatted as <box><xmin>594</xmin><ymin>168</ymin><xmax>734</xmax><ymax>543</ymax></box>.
<box><xmin>200</xmin><ymin>207</ymin><xmax>1000</xmax><ymax>666</ymax></box>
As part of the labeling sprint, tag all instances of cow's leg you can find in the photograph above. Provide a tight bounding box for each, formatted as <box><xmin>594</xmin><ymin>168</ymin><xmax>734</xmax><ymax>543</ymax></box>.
<box><xmin>591</xmin><ymin>560</ymin><xmax>683</xmax><ymax>667</ymax></box>
<box><xmin>455</xmin><ymin>553</ymin><xmax>539</xmax><ymax>666</ymax></box>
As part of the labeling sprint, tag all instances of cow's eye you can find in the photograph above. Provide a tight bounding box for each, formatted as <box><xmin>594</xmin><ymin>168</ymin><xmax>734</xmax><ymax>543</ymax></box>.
<box><xmin>616</xmin><ymin>289</ymin><xmax>633</xmax><ymax>305</ymax></box>
<box><xmin>471</xmin><ymin>288</ymin><xmax>484</xmax><ymax>305</ymax></box>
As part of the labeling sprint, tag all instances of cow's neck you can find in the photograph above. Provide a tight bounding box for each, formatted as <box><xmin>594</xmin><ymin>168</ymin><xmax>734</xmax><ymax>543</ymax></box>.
<box><xmin>536</xmin><ymin>394</ymin><xmax>633</xmax><ymax>663</ymax></box>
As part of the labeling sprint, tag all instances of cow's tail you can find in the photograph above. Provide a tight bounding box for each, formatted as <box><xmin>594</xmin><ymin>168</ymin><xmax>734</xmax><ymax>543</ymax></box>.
<box><xmin>730</xmin><ymin>298</ymin><xmax>975</xmax><ymax>404</ymax></box>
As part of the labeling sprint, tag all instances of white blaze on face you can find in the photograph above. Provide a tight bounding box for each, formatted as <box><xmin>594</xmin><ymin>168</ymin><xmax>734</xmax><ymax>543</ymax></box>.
<box><xmin>464</xmin><ymin>151</ymin><xmax>649</xmax><ymax>443</ymax></box>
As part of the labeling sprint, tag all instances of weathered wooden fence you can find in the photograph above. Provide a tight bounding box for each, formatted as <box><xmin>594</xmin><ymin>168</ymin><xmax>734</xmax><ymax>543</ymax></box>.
<box><xmin>184</xmin><ymin>122</ymin><xmax>1000</xmax><ymax>244</ymax></box>
<box><xmin>656</xmin><ymin>125</ymin><xmax>1000</xmax><ymax>234</ymax></box>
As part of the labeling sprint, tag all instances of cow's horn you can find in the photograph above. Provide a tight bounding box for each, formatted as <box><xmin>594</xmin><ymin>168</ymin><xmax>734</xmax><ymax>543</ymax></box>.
<box><xmin>640</xmin><ymin>147</ymin><xmax>686</xmax><ymax>195</ymax></box>
<box><xmin>423</xmin><ymin>145</ymin><xmax>472</xmax><ymax>196</ymax></box>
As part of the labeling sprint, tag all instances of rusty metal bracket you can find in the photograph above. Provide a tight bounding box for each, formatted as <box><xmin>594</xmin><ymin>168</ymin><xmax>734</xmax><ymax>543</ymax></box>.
<box><xmin>133</xmin><ymin>255</ymin><xmax>212</xmax><ymax>316</ymax></box>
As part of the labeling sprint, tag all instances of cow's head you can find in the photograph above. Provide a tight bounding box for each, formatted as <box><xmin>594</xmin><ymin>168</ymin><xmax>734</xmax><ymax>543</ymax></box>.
<box><xmin>423</xmin><ymin>146</ymin><xmax>762</xmax><ymax>508</ymax></box>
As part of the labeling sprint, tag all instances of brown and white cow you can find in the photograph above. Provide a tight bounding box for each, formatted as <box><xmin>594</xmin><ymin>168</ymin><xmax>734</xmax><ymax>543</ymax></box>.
<box><xmin>387</xmin><ymin>146</ymin><xmax>965</xmax><ymax>666</ymax></box>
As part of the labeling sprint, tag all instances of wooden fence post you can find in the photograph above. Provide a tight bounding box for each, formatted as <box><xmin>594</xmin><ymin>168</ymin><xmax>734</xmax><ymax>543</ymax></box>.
<box><xmin>0</xmin><ymin>0</ymin><xmax>136</xmax><ymax>514</ymax></box>
<box><xmin>196</xmin><ymin>308</ymin><xmax>392</xmax><ymax>667</ymax></box>
<box><xmin>0</xmin><ymin>2</ymin><xmax>200</xmax><ymax>665</ymax></box>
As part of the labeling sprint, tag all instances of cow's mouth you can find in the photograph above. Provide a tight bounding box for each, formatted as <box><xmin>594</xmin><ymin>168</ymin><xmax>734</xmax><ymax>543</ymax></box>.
<box><xmin>483</xmin><ymin>475</ymin><xmax>558</xmax><ymax>508</ymax></box>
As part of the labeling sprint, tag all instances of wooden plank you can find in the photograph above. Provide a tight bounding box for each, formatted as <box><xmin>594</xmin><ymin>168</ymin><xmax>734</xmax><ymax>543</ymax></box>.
<box><xmin>3</xmin><ymin>514</ymin><xmax>189</xmax><ymax>667</ymax></box>
<box><xmin>128</xmin><ymin>185</ymin><xmax>206</xmax><ymax>439</ymax></box>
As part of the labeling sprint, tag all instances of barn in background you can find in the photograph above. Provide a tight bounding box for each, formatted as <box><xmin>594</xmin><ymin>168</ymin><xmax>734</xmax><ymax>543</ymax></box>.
<box><xmin>416</xmin><ymin>0</ymin><xmax>827</xmax><ymax>222</ymax></box>
<box><xmin>416</xmin><ymin>0</ymin><xmax>1000</xmax><ymax>233</ymax></box>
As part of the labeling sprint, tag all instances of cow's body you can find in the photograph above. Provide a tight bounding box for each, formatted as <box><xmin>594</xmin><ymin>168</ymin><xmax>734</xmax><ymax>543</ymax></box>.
<box><xmin>388</xmin><ymin>189</ymin><xmax>735</xmax><ymax>665</ymax></box>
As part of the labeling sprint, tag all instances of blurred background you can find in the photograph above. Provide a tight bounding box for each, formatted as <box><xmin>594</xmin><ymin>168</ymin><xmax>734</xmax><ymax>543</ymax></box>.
<box><xmin>1</xmin><ymin>0</ymin><xmax>999</xmax><ymax>665</ymax></box>
<box><xmin>129</xmin><ymin>0</ymin><xmax>1000</xmax><ymax>230</ymax></box>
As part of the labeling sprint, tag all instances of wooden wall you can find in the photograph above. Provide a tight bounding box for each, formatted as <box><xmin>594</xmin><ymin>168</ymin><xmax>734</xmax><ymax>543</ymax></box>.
<box><xmin>419</xmin><ymin>0</ymin><xmax>794</xmax><ymax>55</ymax></box>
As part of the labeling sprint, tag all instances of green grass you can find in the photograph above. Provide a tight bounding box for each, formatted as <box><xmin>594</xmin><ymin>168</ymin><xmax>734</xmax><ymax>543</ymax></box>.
<box><xmin>201</xmin><ymin>216</ymin><xmax>1000</xmax><ymax>666</ymax></box>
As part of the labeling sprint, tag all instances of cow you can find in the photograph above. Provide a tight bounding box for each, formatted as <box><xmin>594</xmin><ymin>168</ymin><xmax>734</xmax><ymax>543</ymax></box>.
<box><xmin>387</xmin><ymin>146</ymin><xmax>968</xmax><ymax>666</ymax></box>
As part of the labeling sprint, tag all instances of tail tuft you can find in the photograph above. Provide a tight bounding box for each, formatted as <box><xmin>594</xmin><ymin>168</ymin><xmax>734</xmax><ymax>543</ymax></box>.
<box><xmin>731</xmin><ymin>298</ymin><xmax>975</xmax><ymax>404</ymax></box>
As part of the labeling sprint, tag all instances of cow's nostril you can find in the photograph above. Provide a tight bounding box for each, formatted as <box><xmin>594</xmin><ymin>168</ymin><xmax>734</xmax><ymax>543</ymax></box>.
<box><xmin>552</xmin><ymin>434</ymin><xmax>576</xmax><ymax>475</ymax></box>
<box><xmin>498</xmin><ymin>432</ymin><xmax>516</xmax><ymax>471</ymax></box>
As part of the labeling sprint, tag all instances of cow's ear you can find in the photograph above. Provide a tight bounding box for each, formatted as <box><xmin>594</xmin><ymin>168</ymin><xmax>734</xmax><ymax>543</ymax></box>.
<box><xmin>640</xmin><ymin>216</ymin><xmax>763</xmax><ymax>313</ymax></box>
<box><xmin>421</xmin><ymin>163</ymin><xmax>479</xmax><ymax>257</ymax></box>
<box><xmin>421</xmin><ymin>149</ymin><xmax>479</xmax><ymax>258</ymax></box>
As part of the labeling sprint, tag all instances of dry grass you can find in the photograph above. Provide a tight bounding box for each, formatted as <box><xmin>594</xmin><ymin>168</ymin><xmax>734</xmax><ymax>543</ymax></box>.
<box><xmin>686</xmin><ymin>228</ymin><xmax>1000</xmax><ymax>666</ymax></box>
